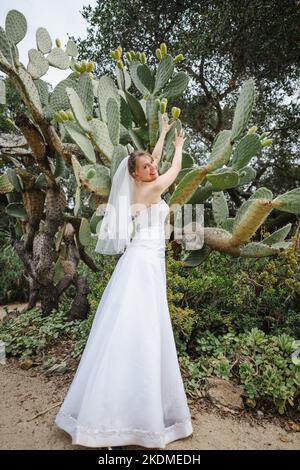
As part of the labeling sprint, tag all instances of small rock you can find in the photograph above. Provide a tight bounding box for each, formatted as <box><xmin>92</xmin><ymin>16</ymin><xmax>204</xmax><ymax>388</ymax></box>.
<box><xmin>288</xmin><ymin>421</ymin><xmax>300</xmax><ymax>432</ymax></box>
<box><xmin>45</xmin><ymin>361</ymin><xmax>68</xmax><ymax>375</ymax></box>
<box><xmin>19</xmin><ymin>359</ymin><xmax>33</xmax><ymax>370</ymax></box>
<box><xmin>279</xmin><ymin>435</ymin><xmax>291</xmax><ymax>443</ymax></box>
<box><xmin>205</xmin><ymin>377</ymin><xmax>244</xmax><ymax>411</ymax></box>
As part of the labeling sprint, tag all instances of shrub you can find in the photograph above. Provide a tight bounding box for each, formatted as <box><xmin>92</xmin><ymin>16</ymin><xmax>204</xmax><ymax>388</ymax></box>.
<box><xmin>0</xmin><ymin>244</ymin><xmax>28</xmax><ymax>304</ymax></box>
<box><xmin>180</xmin><ymin>328</ymin><xmax>300</xmax><ymax>414</ymax></box>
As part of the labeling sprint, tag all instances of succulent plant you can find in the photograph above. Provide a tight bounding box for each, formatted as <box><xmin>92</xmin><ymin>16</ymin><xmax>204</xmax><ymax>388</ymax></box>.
<box><xmin>0</xmin><ymin>9</ymin><xmax>299</xmax><ymax>318</ymax></box>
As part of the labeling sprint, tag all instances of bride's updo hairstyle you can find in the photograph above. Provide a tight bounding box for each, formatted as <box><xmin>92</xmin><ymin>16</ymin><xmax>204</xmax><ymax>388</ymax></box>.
<box><xmin>128</xmin><ymin>150</ymin><xmax>154</xmax><ymax>179</ymax></box>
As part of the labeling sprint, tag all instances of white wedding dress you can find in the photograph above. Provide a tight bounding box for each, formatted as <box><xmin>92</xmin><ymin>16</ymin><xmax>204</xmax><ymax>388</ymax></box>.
<box><xmin>55</xmin><ymin>198</ymin><xmax>193</xmax><ymax>449</ymax></box>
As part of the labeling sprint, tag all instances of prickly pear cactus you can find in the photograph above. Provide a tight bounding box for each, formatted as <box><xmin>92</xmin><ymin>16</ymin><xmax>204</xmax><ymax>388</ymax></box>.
<box><xmin>0</xmin><ymin>8</ymin><xmax>299</xmax><ymax>291</ymax></box>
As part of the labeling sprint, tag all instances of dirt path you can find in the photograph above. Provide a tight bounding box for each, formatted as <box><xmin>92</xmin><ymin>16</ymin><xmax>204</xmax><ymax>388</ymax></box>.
<box><xmin>0</xmin><ymin>358</ymin><xmax>299</xmax><ymax>450</ymax></box>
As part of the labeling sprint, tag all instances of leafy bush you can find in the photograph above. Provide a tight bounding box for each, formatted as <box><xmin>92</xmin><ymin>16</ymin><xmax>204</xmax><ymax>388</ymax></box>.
<box><xmin>0</xmin><ymin>252</ymin><xmax>117</xmax><ymax>359</ymax></box>
<box><xmin>165</xmin><ymin>243</ymin><xmax>300</xmax><ymax>354</ymax></box>
<box><xmin>0</xmin><ymin>243</ymin><xmax>28</xmax><ymax>304</ymax></box>
<box><xmin>180</xmin><ymin>328</ymin><xmax>300</xmax><ymax>414</ymax></box>
<box><xmin>0</xmin><ymin>305</ymin><xmax>81</xmax><ymax>359</ymax></box>
<box><xmin>0</xmin><ymin>243</ymin><xmax>299</xmax><ymax>415</ymax></box>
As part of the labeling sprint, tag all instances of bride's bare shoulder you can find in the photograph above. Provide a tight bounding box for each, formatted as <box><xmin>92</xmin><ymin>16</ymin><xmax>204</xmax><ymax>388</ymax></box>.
<box><xmin>132</xmin><ymin>182</ymin><xmax>162</xmax><ymax>206</ymax></box>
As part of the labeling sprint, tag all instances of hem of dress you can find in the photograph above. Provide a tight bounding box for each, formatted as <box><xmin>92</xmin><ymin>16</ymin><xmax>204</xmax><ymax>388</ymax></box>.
<box><xmin>55</xmin><ymin>411</ymin><xmax>193</xmax><ymax>449</ymax></box>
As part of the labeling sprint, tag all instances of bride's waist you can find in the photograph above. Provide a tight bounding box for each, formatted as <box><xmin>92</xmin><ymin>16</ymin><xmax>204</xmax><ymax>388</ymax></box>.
<box><xmin>131</xmin><ymin>227</ymin><xmax>166</xmax><ymax>241</ymax></box>
<box><xmin>132</xmin><ymin>225</ymin><xmax>165</xmax><ymax>234</ymax></box>
<box><xmin>126</xmin><ymin>242</ymin><xmax>165</xmax><ymax>258</ymax></box>
<box><xmin>128</xmin><ymin>229</ymin><xmax>166</xmax><ymax>253</ymax></box>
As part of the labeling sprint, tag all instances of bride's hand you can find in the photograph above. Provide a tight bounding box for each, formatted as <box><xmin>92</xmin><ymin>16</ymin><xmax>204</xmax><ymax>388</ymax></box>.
<box><xmin>172</xmin><ymin>127</ymin><xmax>186</xmax><ymax>148</ymax></box>
<box><xmin>161</xmin><ymin>113</ymin><xmax>176</xmax><ymax>134</ymax></box>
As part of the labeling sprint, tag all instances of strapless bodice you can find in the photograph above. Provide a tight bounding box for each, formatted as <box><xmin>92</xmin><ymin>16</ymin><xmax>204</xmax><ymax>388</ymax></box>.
<box><xmin>126</xmin><ymin>199</ymin><xmax>170</xmax><ymax>256</ymax></box>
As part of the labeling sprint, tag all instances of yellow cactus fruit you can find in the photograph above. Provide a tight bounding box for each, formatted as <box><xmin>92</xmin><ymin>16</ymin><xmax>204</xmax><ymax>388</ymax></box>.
<box><xmin>261</xmin><ymin>138</ymin><xmax>273</xmax><ymax>147</ymax></box>
<box><xmin>140</xmin><ymin>52</ymin><xmax>147</xmax><ymax>64</ymax></box>
<box><xmin>86</xmin><ymin>61</ymin><xmax>94</xmax><ymax>72</ymax></box>
<box><xmin>161</xmin><ymin>97</ymin><xmax>168</xmax><ymax>105</ymax></box>
<box><xmin>247</xmin><ymin>126</ymin><xmax>258</xmax><ymax>135</ymax></box>
<box><xmin>116</xmin><ymin>60</ymin><xmax>124</xmax><ymax>69</ymax></box>
<box><xmin>160</xmin><ymin>43</ymin><xmax>167</xmax><ymax>54</ymax></box>
<box><xmin>125</xmin><ymin>51</ymin><xmax>132</xmax><ymax>61</ymax></box>
<box><xmin>174</xmin><ymin>54</ymin><xmax>184</xmax><ymax>63</ymax></box>
<box><xmin>55</xmin><ymin>38</ymin><xmax>62</xmax><ymax>48</ymax></box>
<box><xmin>156</xmin><ymin>48</ymin><xmax>162</xmax><ymax>61</ymax></box>
<box><xmin>66</xmin><ymin>110</ymin><xmax>74</xmax><ymax>121</ymax></box>
<box><xmin>117</xmin><ymin>45</ymin><xmax>123</xmax><ymax>55</ymax></box>
<box><xmin>60</xmin><ymin>110</ymin><xmax>69</xmax><ymax>121</ymax></box>
<box><xmin>81</xmin><ymin>60</ymin><xmax>88</xmax><ymax>72</ymax></box>
<box><xmin>74</xmin><ymin>62</ymin><xmax>82</xmax><ymax>72</ymax></box>
<box><xmin>160</xmin><ymin>101</ymin><xmax>167</xmax><ymax>114</ymax></box>
<box><xmin>54</xmin><ymin>112</ymin><xmax>63</xmax><ymax>123</ymax></box>
<box><xmin>115</xmin><ymin>49</ymin><xmax>121</xmax><ymax>60</ymax></box>
<box><xmin>171</xmin><ymin>107</ymin><xmax>181</xmax><ymax>119</ymax></box>
<box><xmin>56</xmin><ymin>111</ymin><xmax>64</xmax><ymax>121</ymax></box>
<box><xmin>130</xmin><ymin>50</ymin><xmax>136</xmax><ymax>59</ymax></box>
<box><xmin>5</xmin><ymin>118</ymin><xmax>15</xmax><ymax>126</ymax></box>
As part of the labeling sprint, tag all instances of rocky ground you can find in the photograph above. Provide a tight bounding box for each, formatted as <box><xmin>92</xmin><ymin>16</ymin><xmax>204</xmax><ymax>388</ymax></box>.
<box><xmin>0</xmin><ymin>358</ymin><xmax>299</xmax><ymax>450</ymax></box>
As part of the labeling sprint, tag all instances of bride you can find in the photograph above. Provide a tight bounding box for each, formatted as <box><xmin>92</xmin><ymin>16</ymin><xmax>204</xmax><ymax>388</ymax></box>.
<box><xmin>54</xmin><ymin>114</ymin><xmax>193</xmax><ymax>450</ymax></box>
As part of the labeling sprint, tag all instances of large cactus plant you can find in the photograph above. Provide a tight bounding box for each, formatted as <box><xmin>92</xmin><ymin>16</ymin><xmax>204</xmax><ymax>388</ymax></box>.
<box><xmin>0</xmin><ymin>10</ymin><xmax>190</xmax><ymax>318</ymax></box>
<box><xmin>0</xmin><ymin>9</ymin><xmax>299</xmax><ymax>318</ymax></box>
<box><xmin>169</xmin><ymin>78</ymin><xmax>299</xmax><ymax>266</ymax></box>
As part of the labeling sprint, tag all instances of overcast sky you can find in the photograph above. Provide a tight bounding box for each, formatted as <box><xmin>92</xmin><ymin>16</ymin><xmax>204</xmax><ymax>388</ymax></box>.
<box><xmin>1</xmin><ymin>1</ymin><xmax>298</xmax><ymax>106</ymax></box>
<box><xmin>0</xmin><ymin>0</ymin><xmax>97</xmax><ymax>87</ymax></box>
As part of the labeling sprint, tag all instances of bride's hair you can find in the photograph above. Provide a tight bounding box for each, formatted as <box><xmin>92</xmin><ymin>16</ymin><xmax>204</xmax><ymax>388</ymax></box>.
<box><xmin>128</xmin><ymin>150</ymin><xmax>154</xmax><ymax>178</ymax></box>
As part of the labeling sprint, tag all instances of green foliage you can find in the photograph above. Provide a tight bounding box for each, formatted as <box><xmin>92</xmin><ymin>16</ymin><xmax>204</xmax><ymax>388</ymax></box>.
<box><xmin>0</xmin><ymin>243</ymin><xmax>299</xmax><ymax>414</ymax></box>
<box><xmin>166</xmin><ymin>244</ymin><xmax>300</xmax><ymax>344</ymax></box>
<box><xmin>180</xmin><ymin>329</ymin><xmax>300</xmax><ymax>414</ymax></box>
<box><xmin>0</xmin><ymin>306</ymin><xmax>80</xmax><ymax>359</ymax></box>
<box><xmin>135</xmin><ymin>241</ymin><xmax>299</xmax><ymax>410</ymax></box>
<box><xmin>0</xmin><ymin>250</ymin><xmax>116</xmax><ymax>359</ymax></box>
<box><xmin>0</xmin><ymin>243</ymin><xmax>27</xmax><ymax>303</ymax></box>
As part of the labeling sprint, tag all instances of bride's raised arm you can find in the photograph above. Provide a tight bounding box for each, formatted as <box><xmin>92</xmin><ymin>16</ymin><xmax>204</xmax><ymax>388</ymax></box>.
<box><xmin>150</xmin><ymin>128</ymin><xmax>186</xmax><ymax>194</ymax></box>
<box><xmin>151</xmin><ymin>113</ymin><xmax>175</xmax><ymax>163</ymax></box>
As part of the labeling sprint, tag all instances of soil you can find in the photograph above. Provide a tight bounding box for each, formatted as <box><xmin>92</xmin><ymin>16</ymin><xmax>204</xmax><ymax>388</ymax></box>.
<box><xmin>0</xmin><ymin>358</ymin><xmax>299</xmax><ymax>450</ymax></box>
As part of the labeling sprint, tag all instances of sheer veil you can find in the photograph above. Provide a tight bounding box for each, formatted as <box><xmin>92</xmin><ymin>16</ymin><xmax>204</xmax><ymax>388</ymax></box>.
<box><xmin>95</xmin><ymin>155</ymin><xmax>135</xmax><ymax>255</ymax></box>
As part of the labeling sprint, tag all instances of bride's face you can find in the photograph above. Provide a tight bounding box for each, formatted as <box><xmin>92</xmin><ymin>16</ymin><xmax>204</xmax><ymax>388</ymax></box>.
<box><xmin>133</xmin><ymin>155</ymin><xmax>158</xmax><ymax>182</ymax></box>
